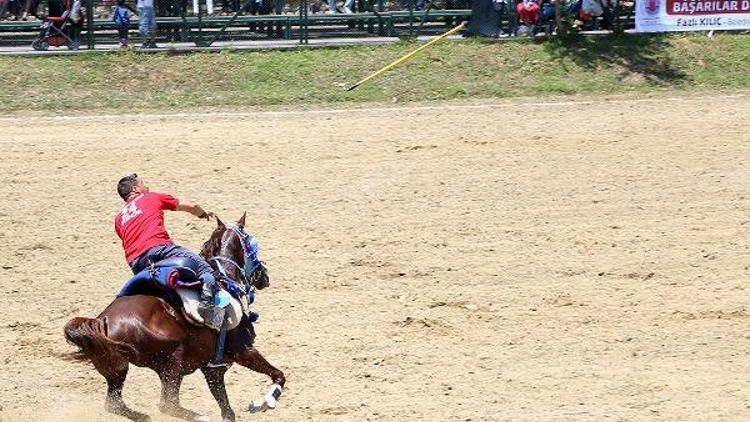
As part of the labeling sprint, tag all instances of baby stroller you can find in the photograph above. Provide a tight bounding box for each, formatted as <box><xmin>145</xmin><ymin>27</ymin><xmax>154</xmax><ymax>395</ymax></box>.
<box><xmin>31</xmin><ymin>0</ymin><xmax>83</xmax><ymax>50</ymax></box>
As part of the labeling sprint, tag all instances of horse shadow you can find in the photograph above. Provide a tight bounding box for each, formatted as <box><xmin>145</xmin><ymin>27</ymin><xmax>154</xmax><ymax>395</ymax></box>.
<box><xmin>541</xmin><ymin>33</ymin><xmax>687</xmax><ymax>84</ymax></box>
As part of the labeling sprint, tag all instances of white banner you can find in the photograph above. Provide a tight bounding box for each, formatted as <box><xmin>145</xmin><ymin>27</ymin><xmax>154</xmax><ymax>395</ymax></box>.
<box><xmin>636</xmin><ymin>0</ymin><xmax>750</xmax><ymax>32</ymax></box>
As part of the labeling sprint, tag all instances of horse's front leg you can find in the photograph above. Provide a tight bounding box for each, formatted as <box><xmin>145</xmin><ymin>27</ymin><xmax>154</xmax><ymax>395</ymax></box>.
<box><xmin>234</xmin><ymin>347</ymin><xmax>285</xmax><ymax>413</ymax></box>
<box><xmin>201</xmin><ymin>366</ymin><xmax>236</xmax><ymax>422</ymax></box>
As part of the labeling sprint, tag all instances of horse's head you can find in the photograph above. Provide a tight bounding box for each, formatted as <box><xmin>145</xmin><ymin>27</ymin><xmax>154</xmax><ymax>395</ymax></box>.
<box><xmin>200</xmin><ymin>212</ymin><xmax>270</xmax><ymax>291</ymax></box>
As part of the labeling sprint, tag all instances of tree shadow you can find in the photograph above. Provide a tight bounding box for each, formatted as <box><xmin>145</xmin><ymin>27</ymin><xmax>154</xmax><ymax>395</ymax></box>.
<box><xmin>542</xmin><ymin>33</ymin><xmax>687</xmax><ymax>83</ymax></box>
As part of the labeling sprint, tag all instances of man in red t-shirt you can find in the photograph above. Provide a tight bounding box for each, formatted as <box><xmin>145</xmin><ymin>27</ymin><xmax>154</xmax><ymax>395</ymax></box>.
<box><xmin>115</xmin><ymin>174</ymin><xmax>230</xmax><ymax>366</ymax></box>
<box><xmin>114</xmin><ymin>174</ymin><xmax>226</xmax><ymax>336</ymax></box>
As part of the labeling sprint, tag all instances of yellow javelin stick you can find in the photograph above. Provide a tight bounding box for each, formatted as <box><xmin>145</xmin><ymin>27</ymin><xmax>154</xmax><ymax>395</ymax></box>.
<box><xmin>347</xmin><ymin>22</ymin><xmax>466</xmax><ymax>91</ymax></box>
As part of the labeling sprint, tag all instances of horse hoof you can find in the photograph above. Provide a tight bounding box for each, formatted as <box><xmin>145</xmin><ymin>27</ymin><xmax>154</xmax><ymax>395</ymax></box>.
<box><xmin>247</xmin><ymin>384</ymin><xmax>282</xmax><ymax>413</ymax></box>
<box><xmin>247</xmin><ymin>401</ymin><xmax>267</xmax><ymax>413</ymax></box>
<box><xmin>193</xmin><ymin>415</ymin><xmax>210</xmax><ymax>422</ymax></box>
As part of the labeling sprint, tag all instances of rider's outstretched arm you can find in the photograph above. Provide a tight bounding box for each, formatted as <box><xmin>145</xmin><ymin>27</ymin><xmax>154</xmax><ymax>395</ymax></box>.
<box><xmin>176</xmin><ymin>201</ymin><xmax>214</xmax><ymax>220</ymax></box>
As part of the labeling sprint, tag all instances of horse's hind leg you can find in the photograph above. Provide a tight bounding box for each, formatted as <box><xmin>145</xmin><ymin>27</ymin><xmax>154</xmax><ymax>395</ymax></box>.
<box><xmin>158</xmin><ymin>371</ymin><xmax>207</xmax><ymax>422</ymax></box>
<box><xmin>95</xmin><ymin>360</ymin><xmax>150</xmax><ymax>422</ymax></box>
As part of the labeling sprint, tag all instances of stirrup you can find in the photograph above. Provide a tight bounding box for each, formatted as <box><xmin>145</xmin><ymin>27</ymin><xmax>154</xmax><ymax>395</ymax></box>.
<box><xmin>198</xmin><ymin>304</ymin><xmax>225</xmax><ymax>331</ymax></box>
<box><xmin>207</xmin><ymin>360</ymin><xmax>229</xmax><ymax>368</ymax></box>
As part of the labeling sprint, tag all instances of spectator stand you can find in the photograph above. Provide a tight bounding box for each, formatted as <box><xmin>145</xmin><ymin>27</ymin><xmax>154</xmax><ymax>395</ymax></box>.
<box><xmin>557</xmin><ymin>0</ymin><xmax>633</xmax><ymax>32</ymax></box>
<box><xmin>0</xmin><ymin>0</ymin><xmax>32</xmax><ymax>20</ymax></box>
<box><xmin>187</xmin><ymin>0</ymin><xmax>289</xmax><ymax>45</ymax></box>
<box><xmin>392</xmin><ymin>0</ymin><xmax>472</xmax><ymax>38</ymax></box>
<box><xmin>504</xmin><ymin>0</ymin><xmax>631</xmax><ymax>37</ymax></box>
<box><xmin>0</xmin><ymin>0</ymin><xmax>632</xmax><ymax>49</ymax></box>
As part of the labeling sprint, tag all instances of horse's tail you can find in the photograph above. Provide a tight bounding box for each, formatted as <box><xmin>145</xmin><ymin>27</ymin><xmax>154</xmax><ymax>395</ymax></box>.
<box><xmin>63</xmin><ymin>317</ymin><xmax>137</xmax><ymax>361</ymax></box>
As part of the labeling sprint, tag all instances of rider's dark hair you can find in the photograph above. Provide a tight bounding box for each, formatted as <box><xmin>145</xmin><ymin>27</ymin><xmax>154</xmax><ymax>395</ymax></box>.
<box><xmin>117</xmin><ymin>173</ymin><xmax>138</xmax><ymax>200</ymax></box>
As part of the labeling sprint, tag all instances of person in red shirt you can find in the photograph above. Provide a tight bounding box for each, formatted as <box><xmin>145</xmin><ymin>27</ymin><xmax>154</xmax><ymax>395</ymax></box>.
<box><xmin>115</xmin><ymin>173</ymin><xmax>228</xmax><ymax>366</ymax></box>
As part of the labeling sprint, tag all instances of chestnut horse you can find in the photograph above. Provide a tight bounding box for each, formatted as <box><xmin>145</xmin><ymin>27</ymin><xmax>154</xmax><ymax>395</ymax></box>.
<box><xmin>64</xmin><ymin>214</ymin><xmax>285</xmax><ymax>422</ymax></box>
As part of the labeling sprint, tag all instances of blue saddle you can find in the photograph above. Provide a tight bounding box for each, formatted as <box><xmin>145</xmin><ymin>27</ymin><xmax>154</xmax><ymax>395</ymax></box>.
<box><xmin>118</xmin><ymin>257</ymin><xmax>201</xmax><ymax>297</ymax></box>
<box><xmin>116</xmin><ymin>256</ymin><xmax>261</xmax><ymax>323</ymax></box>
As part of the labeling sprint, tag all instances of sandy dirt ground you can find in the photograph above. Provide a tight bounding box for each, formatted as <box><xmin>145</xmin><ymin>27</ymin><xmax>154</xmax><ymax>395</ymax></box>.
<box><xmin>0</xmin><ymin>92</ymin><xmax>749</xmax><ymax>422</ymax></box>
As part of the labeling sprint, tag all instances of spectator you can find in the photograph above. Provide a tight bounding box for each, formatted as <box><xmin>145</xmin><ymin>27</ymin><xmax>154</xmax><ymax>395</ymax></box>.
<box><xmin>516</xmin><ymin>0</ymin><xmax>539</xmax><ymax>35</ymax></box>
<box><xmin>2</xmin><ymin>0</ymin><xmax>43</xmax><ymax>20</ymax></box>
<box><xmin>136</xmin><ymin>0</ymin><xmax>157</xmax><ymax>48</ymax></box>
<box><xmin>1</xmin><ymin>0</ymin><xmax>13</xmax><ymax>20</ymax></box>
<box><xmin>401</xmin><ymin>0</ymin><xmax>426</xmax><ymax>11</ymax></box>
<box><xmin>112</xmin><ymin>0</ymin><xmax>131</xmax><ymax>47</ymax></box>
<box><xmin>48</xmin><ymin>0</ymin><xmax>64</xmax><ymax>19</ymax></box>
<box><xmin>581</xmin><ymin>0</ymin><xmax>605</xmax><ymax>17</ymax></box>
<box><xmin>464</xmin><ymin>0</ymin><xmax>502</xmax><ymax>38</ymax></box>
<box><xmin>1</xmin><ymin>0</ymin><xmax>25</xmax><ymax>20</ymax></box>
<box><xmin>562</xmin><ymin>0</ymin><xmax>582</xmax><ymax>26</ymax></box>
<box><xmin>539</xmin><ymin>0</ymin><xmax>556</xmax><ymax>33</ymax></box>
<box><xmin>325</xmin><ymin>0</ymin><xmax>355</xmax><ymax>14</ymax></box>
<box><xmin>580</xmin><ymin>0</ymin><xmax>610</xmax><ymax>28</ymax></box>
<box><xmin>309</xmin><ymin>0</ymin><xmax>322</xmax><ymax>13</ymax></box>
<box><xmin>493</xmin><ymin>0</ymin><xmax>508</xmax><ymax>36</ymax></box>
<box><xmin>516</xmin><ymin>0</ymin><xmax>539</xmax><ymax>22</ymax></box>
<box><xmin>44</xmin><ymin>0</ymin><xmax>79</xmax><ymax>47</ymax></box>
<box><xmin>540</xmin><ymin>0</ymin><xmax>554</xmax><ymax>21</ymax></box>
<box><xmin>68</xmin><ymin>0</ymin><xmax>83</xmax><ymax>48</ymax></box>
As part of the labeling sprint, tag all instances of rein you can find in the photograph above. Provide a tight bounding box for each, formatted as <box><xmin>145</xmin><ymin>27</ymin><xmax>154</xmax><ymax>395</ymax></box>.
<box><xmin>209</xmin><ymin>225</ymin><xmax>263</xmax><ymax>293</ymax></box>
<box><xmin>210</xmin><ymin>256</ymin><xmax>246</xmax><ymax>284</ymax></box>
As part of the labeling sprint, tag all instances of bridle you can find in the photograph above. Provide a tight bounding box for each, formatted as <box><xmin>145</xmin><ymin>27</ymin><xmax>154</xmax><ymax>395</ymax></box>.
<box><xmin>209</xmin><ymin>225</ymin><xmax>265</xmax><ymax>294</ymax></box>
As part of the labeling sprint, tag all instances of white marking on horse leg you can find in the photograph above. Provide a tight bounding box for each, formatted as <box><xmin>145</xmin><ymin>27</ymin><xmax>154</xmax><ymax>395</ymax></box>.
<box><xmin>247</xmin><ymin>384</ymin><xmax>282</xmax><ymax>413</ymax></box>
<box><xmin>264</xmin><ymin>384</ymin><xmax>283</xmax><ymax>409</ymax></box>
<box><xmin>193</xmin><ymin>415</ymin><xmax>210</xmax><ymax>422</ymax></box>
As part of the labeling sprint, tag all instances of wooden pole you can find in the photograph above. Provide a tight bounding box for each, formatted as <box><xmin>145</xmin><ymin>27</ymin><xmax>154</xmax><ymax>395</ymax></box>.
<box><xmin>347</xmin><ymin>22</ymin><xmax>465</xmax><ymax>91</ymax></box>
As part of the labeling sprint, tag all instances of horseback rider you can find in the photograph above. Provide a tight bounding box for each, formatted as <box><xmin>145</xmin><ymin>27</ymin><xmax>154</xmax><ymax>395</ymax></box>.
<box><xmin>114</xmin><ymin>173</ymin><xmax>228</xmax><ymax>366</ymax></box>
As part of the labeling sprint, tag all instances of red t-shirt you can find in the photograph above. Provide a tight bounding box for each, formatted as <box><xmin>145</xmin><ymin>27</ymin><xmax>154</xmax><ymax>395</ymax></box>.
<box><xmin>114</xmin><ymin>192</ymin><xmax>180</xmax><ymax>264</ymax></box>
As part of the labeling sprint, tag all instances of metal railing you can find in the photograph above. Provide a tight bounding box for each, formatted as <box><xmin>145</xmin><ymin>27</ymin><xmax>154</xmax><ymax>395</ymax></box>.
<box><xmin>0</xmin><ymin>0</ymin><xmax>635</xmax><ymax>49</ymax></box>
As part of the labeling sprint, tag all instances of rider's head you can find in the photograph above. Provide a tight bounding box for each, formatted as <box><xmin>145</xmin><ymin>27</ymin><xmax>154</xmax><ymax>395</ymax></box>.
<box><xmin>117</xmin><ymin>173</ymin><xmax>149</xmax><ymax>201</ymax></box>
